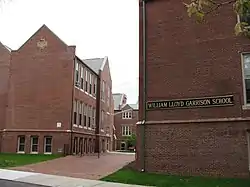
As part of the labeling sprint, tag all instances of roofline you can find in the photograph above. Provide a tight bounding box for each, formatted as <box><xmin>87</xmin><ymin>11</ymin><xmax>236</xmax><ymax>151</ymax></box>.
<box><xmin>100</xmin><ymin>56</ymin><xmax>108</xmax><ymax>71</ymax></box>
<box><xmin>15</xmin><ymin>24</ymin><xmax>69</xmax><ymax>51</ymax></box>
<box><xmin>75</xmin><ymin>56</ymin><xmax>99</xmax><ymax>76</ymax></box>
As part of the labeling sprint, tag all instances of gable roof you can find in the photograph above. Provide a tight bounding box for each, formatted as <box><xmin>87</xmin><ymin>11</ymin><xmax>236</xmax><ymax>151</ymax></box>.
<box><xmin>83</xmin><ymin>56</ymin><xmax>108</xmax><ymax>74</ymax></box>
<box><xmin>113</xmin><ymin>93</ymin><xmax>126</xmax><ymax>110</ymax></box>
<box><xmin>16</xmin><ymin>24</ymin><xmax>69</xmax><ymax>51</ymax></box>
<box><xmin>121</xmin><ymin>103</ymin><xmax>139</xmax><ymax>110</ymax></box>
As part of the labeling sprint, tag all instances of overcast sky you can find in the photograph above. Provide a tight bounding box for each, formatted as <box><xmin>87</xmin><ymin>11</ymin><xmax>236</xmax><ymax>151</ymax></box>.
<box><xmin>0</xmin><ymin>0</ymin><xmax>139</xmax><ymax>104</ymax></box>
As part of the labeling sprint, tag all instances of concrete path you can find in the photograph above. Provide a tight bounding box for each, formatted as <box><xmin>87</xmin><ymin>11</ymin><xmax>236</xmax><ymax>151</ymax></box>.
<box><xmin>0</xmin><ymin>169</ymin><xmax>147</xmax><ymax>187</ymax></box>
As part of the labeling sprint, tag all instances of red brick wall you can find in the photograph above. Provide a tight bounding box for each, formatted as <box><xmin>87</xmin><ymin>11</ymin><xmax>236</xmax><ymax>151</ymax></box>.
<box><xmin>1</xmin><ymin>131</ymin><xmax>70</xmax><ymax>154</ymax></box>
<box><xmin>138</xmin><ymin>0</ymin><xmax>250</xmax><ymax>177</ymax></box>
<box><xmin>0</xmin><ymin>44</ymin><xmax>10</xmax><ymax>131</ymax></box>
<box><xmin>114</xmin><ymin>109</ymin><xmax>138</xmax><ymax>150</ymax></box>
<box><xmin>5</xmin><ymin>25</ymin><xmax>75</xmax><ymax>131</ymax></box>
<box><xmin>99</xmin><ymin>58</ymin><xmax>113</xmax><ymax>151</ymax></box>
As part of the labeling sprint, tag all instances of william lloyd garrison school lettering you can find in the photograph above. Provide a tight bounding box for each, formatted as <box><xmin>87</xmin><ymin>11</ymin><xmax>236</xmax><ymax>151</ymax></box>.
<box><xmin>147</xmin><ymin>95</ymin><xmax>234</xmax><ymax>110</ymax></box>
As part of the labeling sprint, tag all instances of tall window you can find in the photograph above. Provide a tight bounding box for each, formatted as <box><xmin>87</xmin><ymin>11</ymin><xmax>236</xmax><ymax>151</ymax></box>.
<box><xmin>93</xmin><ymin>77</ymin><xmax>97</xmax><ymax>96</ymax></box>
<box><xmin>73</xmin><ymin>100</ymin><xmax>77</xmax><ymax>125</ymax></box>
<box><xmin>75</xmin><ymin>61</ymin><xmax>79</xmax><ymax>84</ymax></box>
<box><xmin>101</xmin><ymin>81</ymin><xmax>105</xmax><ymax>101</ymax></box>
<box><xmin>80</xmin><ymin>66</ymin><xmax>84</xmax><ymax>90</ymax></box>
<box><xmin>84</xmin><ymin>104</ymin><xmax>87</xmax><ymax>127</ymax></box>
<box><xmin>122</xmin><ymin>111</ymin><xmax>132</xmax><ymax>119</ymax></box>
<box><xmin>79</xmin><ymin>102</ymin><xmax>82</xmax><ymax>126</ymax></box>
<box><xmin>107</xmin><ymin>85</ymin><xmax>110</xmax><ymax>107</ymax></box>
<box><xmin>85</xmin><ymin>70</ymin><xmax>88</xmax><ymax>92</ymax></box>
<box><xmin>31</xmin><ymin>136</ymin><xmax>39</xmax><ymax>153</ymax></box>
<box><xmin>89</xmin><ymin>73</ymin><xmax>92</xmax><ymax>95</ymax></box>
<box><xmin>92</xmin><ymin>108</ymin><xmax>96</xmax><ymax>128</ymax></box>
<box><xmin>243</xmin><ymin>53</ymin><xmax>250</xmax><ymax>104</ymax></box>
<box><xmin>122</xmin><ymin>126</ymin><xmax>132</xmax><ymax>136</ymax></box>
<box><xmin>101</xmin><ymin>110</ymin><xmax>104</xmax><ymax>130</ymax></box>
<box><xmin>17</xmin><ymin>136</ymin><xmax>25</xmax><ymax>153</ymax></box>
<box><xmin>88</xmin><ymin>106</ymin><xmax>92</xmax><ymax>128</ymax></box>
<box><xmin>44</xmin><ymin>136</ymin><xmax>52</xmax><ymax>154</ymax></box>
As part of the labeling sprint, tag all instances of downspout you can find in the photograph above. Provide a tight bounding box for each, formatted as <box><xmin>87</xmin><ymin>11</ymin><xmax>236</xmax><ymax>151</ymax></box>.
<box><xmin>70</xmin><ymin>58</ymin><xmax>76</xmax><ymax>155</ymax></box>
<box><xmin>141</xmin><ymin>0</ymin><xmax>147</xmax><ymax>172</ymax></box>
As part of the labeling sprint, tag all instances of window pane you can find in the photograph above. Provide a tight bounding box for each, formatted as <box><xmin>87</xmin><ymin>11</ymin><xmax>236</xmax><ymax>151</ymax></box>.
<box><xmin>20</xmin><ymin>136</ymin><xmax>25</xmax><ymax>144</ymax></box>
<box><xmin>244</xmin><ymin>54</ymin><xmax>250</xmax><ymax>77</ymax></box>
<box><xmin>32</xmin><ymin>145</ymin><xmax>38</xmax><ymax>152</ymax></box>
<box><xmin>19</xmin><ymin>145</ymin><xmax>25</xmax><ymax>152</ymax></box>
<box><xmin>46</xmin><ymin>137</ymin><xmax>52</xmax><ymax>145</ymax></box>
<box><xmin>32</xmin><ymin>137</ymin><xmax>38</xmax><ymax>144</ymax></box>
<box><xmin>45</xmin><ymin>145</ymin><xmax>52</xmax><ymax>153</ymax></box>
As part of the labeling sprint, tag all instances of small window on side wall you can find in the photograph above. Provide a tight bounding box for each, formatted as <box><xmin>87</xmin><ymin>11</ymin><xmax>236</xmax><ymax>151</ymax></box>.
<box><xmin>31</xmin><ymin>136</ymin><xmax>39</xmax><ymax>154</ymax></box>
<box><xmin>44</xmin><ymin>136</ymin><xmax>52</xmax><ymax>154</ymax></box>
<box><xmin>243</xmin><ymin>53</ymin><xmax>250</xmax><ymax>104</ymax></box>
<box><xmin>17</xmin><ymin>136</ymin><xmax>25</xmax><ymax>153</ymax></box>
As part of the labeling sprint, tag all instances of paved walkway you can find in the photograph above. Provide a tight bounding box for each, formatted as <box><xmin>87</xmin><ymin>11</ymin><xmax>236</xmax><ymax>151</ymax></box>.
<box><xmin>12</xmin><ymin>152</ymin><xmax>135</xmax><ymax>180</ymax></box>
<box><xmin>0</xmin><ymin>169</ymin><xmax>147</xmax><ymax>187</ymax></box>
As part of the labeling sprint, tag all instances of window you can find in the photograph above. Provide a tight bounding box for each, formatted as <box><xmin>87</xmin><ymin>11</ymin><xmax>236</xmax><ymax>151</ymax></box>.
<box><xmin>102</xmin><ymin>81</ymin><xmax>105</xmax><ymax>101</ymax></box>
<box><xmin>93</xmin><ymin>77</ymin><xmax>97</xmax><ymax>96</ymax></box>
<box><xmin>73</xmin><ymin>100</ymin><xmax>77</xmax><ymax>125</ymax></box>
<box><xmin>88</xmin><ymin>106</ymin><xmax>92</xmax><ymax>128</ymax></box>
<box><xmin>31</xmin><ymin>136</ymin><xmax>39</xmax><ymax>153</ymax></box>
<box><xmin>243</xmin><ymin>53</ymin><xmax>250</xmax><ymax>104</ymax></box>
<box><xmin>89</xmin><ymin>73</ymin><xmax>92</xmax><ymax>95</ymax></box>
<box><xmin>17</xmin><ymin>136</ymin><xmax>25</xmax><ymax>153</ymax></box>
<box><xmin>84</xmin><ymin>104</ymin><xmax>87</xmax><ymax>127</ymax></box>
<box><xmin>80</xmin><ymin>66</ymin><xmax>84</xmax><ymax>90</ymax></box>
<box><xmin>107</xmin><ymin>85</ymin><xmax>110</xmax><ymax>107</ymax></box>
<box><xmin>101</xmin><ymin>110</ymin><xmax>104</xmax><ymax>130</ymax></box>
<box><xmin>122</xmin><ymin>126</ymin><xmax>132</xmax><ymax>136</ymax></box>
<box><xmin>75</xmin><ymin>61</ymin><xmax>79</xmax><ymax>84</ymax></box>
<box><xmin>85</xmin><ymin>70</ymin><xmax>88</xmax><ymax>92</ymax></box>
<box><xmin>79</xmin><ymin>102</ymin><xmax>82</xmax><ymax>126</ymax></box>
<box><xmin>44</xmin><ymin>136</ymin><xmax>52</xmax><ymax>154</ymax></box>
<box><xmin>92</xmin><ymin>108</ymin><xmax>96</xmax><ymax>128</ymax></box>
<box><xmin>122</xmin><ymin>111</ymin><xmax>132</xmax><ymax>119</ymax></box>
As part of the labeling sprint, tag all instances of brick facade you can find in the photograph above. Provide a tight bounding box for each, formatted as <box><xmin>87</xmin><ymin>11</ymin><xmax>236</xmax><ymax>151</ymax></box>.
<box><xmin>0</xmin><ymin>24</ymin><xmax>113</xmax><ymax>155</ymax></box>
<box><xmin>114</xmin><ymin>106</ymin><xmax>138</xmax><ymax>150</ymax></box>
<box><xmin>113</xmin><ymin>93</ymin><xmax>138</xmax><ymax>150</ymax></box>
<box><xmin>137</xmin><ymin>0</ymin><xmax>250</xmax><ymax>178</ymax></box>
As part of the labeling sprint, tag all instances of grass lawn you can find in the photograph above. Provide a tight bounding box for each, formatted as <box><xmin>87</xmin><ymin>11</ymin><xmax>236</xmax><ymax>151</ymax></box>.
<box><xmin>0</xmin><ymin>153</ymin><xmax>61</xmax><ymax>168</ymax></box>
<box><xmin>101</xmin><ymin>168</ymin><xmax>250</xmax><ymax>187</ymax></box>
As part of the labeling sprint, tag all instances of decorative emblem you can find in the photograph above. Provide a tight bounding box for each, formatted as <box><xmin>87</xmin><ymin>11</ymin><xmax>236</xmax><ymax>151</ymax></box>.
<box><xmin>37</xmin><ymin>38</ymin><xmax>48</xmax><ymax>50</ymax></box>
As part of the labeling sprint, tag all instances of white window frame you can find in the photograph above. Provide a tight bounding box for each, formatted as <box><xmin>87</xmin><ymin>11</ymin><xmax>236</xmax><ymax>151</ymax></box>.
<box><xmin>93</xmin><ymin>77</ymin><xmax>97</xmax><ymax>96</ymax></box>
<box><xmin>84</xmin><ymin>104</ymin><xmax>87</xmax><ymax>127</ymax></box>
<box><xmin>80</xmin><ymin>66</ymin><xmax>84</xmax><ymax>90</ymax></box>
<box><xmin>122</xmin><ymin>111</ymin><xmax>132</xmax><ymax>119</ymax></box>
<box><xmin>44</xmin><ymin>136</ymin><xmax>52</xmax><ymax>154</ymax></box>
<box><xmin>122</xmin><ymin>126</ymin><xmax>132</xmax><ymax>136</ymax></box>
<box><xmin>89</xmin><ymin>73</ymin><xmax>92</xmax><ymax>95</ymax></box>
<box><xmin>30</xmin><ymin>136</ymin><xmax>39</xmax><ymax>154</ymax></box>
<box><xmin>92</xmin><ymin>108</ymin><xmax>96</xmax><ymax>128</ymax></box>
<box><xmin>241</xmin><ymin>53</ymin><xmax>250</xmax><ymax>109</ymax></box>
<box><xmin>17</xmin><ymin>136</ymin><xmax>25</xmax><ymax>153</ymax></box>
<box><xmin>85</xmin><ymin>70</ymin><xmax>88</xmax><ymax>92</ymax></box>
<box><xmin>102</xmin><ymin>81</ymin><xmax>105</xmax><ymax>101</ymax></box>
<box><xmin>88</xmin><ymin>106</ymin><xmax>92</xmax><ymax>128</ymax></box>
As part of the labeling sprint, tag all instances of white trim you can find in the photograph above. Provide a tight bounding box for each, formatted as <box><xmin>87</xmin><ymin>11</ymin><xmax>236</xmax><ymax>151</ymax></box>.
<box><xmin>241</xmin><ymin>52</ymin><xmax>250</xmax><ymax>106</ymax></box>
